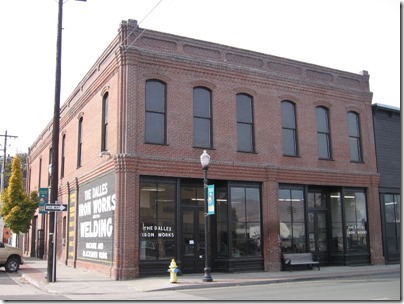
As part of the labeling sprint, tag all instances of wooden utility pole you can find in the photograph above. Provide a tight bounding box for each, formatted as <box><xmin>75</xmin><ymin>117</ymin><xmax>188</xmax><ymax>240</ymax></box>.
<box><xmin>0</xmin><ymin>130</ymin><xmax>18</xmax><ymax>193</ymax></box>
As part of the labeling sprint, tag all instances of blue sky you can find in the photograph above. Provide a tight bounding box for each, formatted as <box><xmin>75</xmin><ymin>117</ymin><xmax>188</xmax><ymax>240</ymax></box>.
<box><xmin>0</xmin><ymin>0</ymin><xmax>400</xmax><ymax>154</ymax></box>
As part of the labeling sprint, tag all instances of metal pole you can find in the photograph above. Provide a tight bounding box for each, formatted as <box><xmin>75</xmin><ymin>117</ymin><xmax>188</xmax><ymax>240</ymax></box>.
<box><xmin>52</xmin><ymin>211</ymin><xmax>57</xmax><ymax>282</ymax></box>
<box><xmin>202</xmin><ymin>167</ymin><xmax>212</xmax><ymax>282</ymax></box>
<box><xmin>48</xmin><ymin>0</ymin><xmax>63</xmax><ymax>283</ymax></box>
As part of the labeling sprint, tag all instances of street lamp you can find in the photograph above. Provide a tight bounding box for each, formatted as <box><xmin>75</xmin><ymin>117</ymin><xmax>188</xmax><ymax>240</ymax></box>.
<box><xmin>200</xmin><ymin>150</ymin><xmax>213</xmax><ymax>282</ymax></box>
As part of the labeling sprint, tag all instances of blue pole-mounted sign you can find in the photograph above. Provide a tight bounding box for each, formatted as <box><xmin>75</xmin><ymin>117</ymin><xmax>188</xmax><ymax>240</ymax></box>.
<box><xmin>38</xmin><ymin>188</ymin><xmax>49</xmax><ymax>214</ymax></box>
<box><xmin>207</xmin><ymin>184</ymin><xmax>215</xmax><ymax>215</ymax></box>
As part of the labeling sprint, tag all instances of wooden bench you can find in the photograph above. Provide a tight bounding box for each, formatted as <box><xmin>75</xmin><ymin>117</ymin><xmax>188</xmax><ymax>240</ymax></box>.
<box><xmin>283</xmin><ymin>253</ymin><xmax>320</xmax><ymax>272</ymax></box>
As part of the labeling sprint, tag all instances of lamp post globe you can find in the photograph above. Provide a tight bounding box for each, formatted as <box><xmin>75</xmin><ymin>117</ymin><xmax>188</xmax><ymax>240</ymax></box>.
<box><xmin>200</xmin><ymin>150</ymin><xmax>213</xmax><ymax>282</ymax></box>
<box><xmin>200</xmin><ymin>150</ymin><xmax>210</xmax><ymax>169</ymax></box>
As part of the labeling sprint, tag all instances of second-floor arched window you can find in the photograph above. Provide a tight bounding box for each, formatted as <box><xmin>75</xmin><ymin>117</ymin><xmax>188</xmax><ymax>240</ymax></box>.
<box><xmin>193</xmin><ymin>87</ymin><xmax>212</xmax><ymax>148</ymax></box>
<box><xmin>281</xmin><ymin>100</ymin><xmax>298</xmax><ymax>156</ymax></box>
<box><xmin>347</xmin><ymin>111</ymin><xmax>362</xmax><ymax>162</ymax></box>
<box><xmin>101</xmin><ymin>92</ymin><xmax>109</xmax><ymax>152</ymax></box>
<box><xmin>145</xmin><ymin>80</ymin><xmax>166</xmax><ymax>144</ymax></box>
<box><xmin>237</xmin><ymin>93</ymin><xmax>255</xmax><ymax>152</ymax></box>
<box><xmin>316</xmin><ymin>106</ymin><xmax>332</xmax><ymax>159</ymax></box>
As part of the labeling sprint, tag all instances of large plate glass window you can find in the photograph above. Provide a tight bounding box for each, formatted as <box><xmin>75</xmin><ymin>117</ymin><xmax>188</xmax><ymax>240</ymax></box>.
<box><xmin>139</xmin><ymin>181</ymin><xmax>176</xmax><ymax>260</ymax></box>
<box><xmin>279</xmin><ymin>187</ymin><xmax>305</xmax><ymax>253</ymax></box>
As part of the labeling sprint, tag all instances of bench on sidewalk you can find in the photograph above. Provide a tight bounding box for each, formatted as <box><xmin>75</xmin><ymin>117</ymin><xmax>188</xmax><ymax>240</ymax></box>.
<box><xmin>283</xmin><ymin>253</ymin><xmax>320</xmax><ymax>272</ymax></box>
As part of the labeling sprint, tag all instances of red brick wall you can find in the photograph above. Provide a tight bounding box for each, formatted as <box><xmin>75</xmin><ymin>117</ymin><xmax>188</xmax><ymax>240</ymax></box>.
<box><xmin>26</xmin><ymin>20</ymin><xmax>382</xmax><ymax>279</ymax></box>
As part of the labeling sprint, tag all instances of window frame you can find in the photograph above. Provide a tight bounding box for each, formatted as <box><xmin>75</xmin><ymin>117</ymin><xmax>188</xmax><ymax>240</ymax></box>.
<box><xmin>101</xmin><ymin>92</ymin><xmax>109</xmax><ymax>152</ymax></box>
<box><xmin>236</xmin><ymin>93</ymin><xmax>255</xmax><ymax>153</ymax></box>
<box><xmin>279</xmin><ymin>186</ymin><xmax>306</xmax><ymax>254</ymax></box>
<box><xmin>193</xmin><ymin>86</ymin><xmax>213</xmax><ymax>148</ymax></box>
<box><xmin>281</xmin><ymin>100</ymin><xmax>299</xmax><ymax>156</ymax></box>
<box><xmin>61</xmin><ymin>134</ymin><xmax>66</xmax><ymax>178</ymax></box>
<box><xmin>316</xmin><ymin>106</ymin><xmax>332</xmax><ymax>160</ymax></box>
<box><xmin>347</xmin><ymin>111</ymin><xmax>363</xmax><ymax>162</ymax></box>
<box><xmin>139</xmin><ymin>178</ymin><xmax>177</xmax><ymax>261</ymax></box>
<box><xmin>77</xmin><ymin>117</ymin><xmax>83</xmax><ymax>168</ymax></box>
<box><xmin>229</xmin><ymin>184</ymin><xmax>262</xmax><ymax>258</ymax></box>
<box><xmin>145</xmin><ymin>79</ymin><xmax>167</xmax><ymax>145</ymax></box>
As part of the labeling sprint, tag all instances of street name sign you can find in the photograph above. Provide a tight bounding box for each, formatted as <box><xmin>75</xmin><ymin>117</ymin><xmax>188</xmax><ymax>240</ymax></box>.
<box><xmin>44</xmin><ymin>204</ymin><xmax>68</xmax><ymax>212</ymax></box>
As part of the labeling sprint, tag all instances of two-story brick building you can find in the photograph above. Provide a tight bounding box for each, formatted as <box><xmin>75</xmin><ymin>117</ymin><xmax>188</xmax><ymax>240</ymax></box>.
<box><xmin>26</xmin><ymin>19</ymin><xmax>383</xmax><ymax>280</ymax></box>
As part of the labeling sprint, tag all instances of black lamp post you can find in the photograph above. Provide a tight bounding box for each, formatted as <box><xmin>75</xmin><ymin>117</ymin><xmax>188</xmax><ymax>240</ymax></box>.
<box><xmin>200</xmin><ymin>150</ymin><xmax>213</xmax><ymax>282</ymax></box>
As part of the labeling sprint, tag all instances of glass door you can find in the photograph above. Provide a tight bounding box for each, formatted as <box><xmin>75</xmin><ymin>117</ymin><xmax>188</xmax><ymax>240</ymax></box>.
<box><xmin>308</xmin><ymin>191</ymin><xmax>329</xmax><ymax>264</ymax></box>
<box><xmin>308</xmin><ymin>211</ymin><xmax>329</xmax><ymax>264</ymax></box>
<box><xmin>181</xmin><ymin>207</ymin><xmax>205</xmax><ymax>273</ymax></box>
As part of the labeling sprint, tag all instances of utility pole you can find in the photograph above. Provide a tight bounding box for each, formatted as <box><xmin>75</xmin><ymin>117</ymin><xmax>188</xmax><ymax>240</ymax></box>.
<box><xmin>48</xmin><ymin>0</ymin><xmax>87</xmax><ymax>283</ymax></box>
<box><xmin>0</xmin><ymin>130</ymin><xmax>18</xmax><ymax>194</ymax></box>
<box><xmin>47</xmin><ymin>0</ymin><xmax>63</xmax><ymax>283</ymax></box>
<box><xmin>0</xmin><ymin>130</ymin><xmax>18</xmax><ymax>246</ymax></box>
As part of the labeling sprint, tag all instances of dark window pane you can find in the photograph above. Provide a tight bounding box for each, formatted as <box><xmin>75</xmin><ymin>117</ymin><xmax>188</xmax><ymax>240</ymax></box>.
<box><xmin>146</xmin><ymin>81</ymin><xmax>165</xmax><ymax>113</ymax></box>
<box><xmin>348</xmin><ymin>112</ymin><xmax>359</xmax><ymax>137</ymax></box>
<box><xmin>316</xmin><ymin>107</ymin><xmax>329</xmax><ymax>133</ymax></box>
<box><xmin>349</xmin><ymin>137</ymin><xmax>361</xmax><ymax>161</ymax></box>
<box><xmin>318</xmin><ymin>133</ymin><xmax>330</xmax><ymax>159</ymax></box>
<box><xmin>194</xmin><ymin>117</ymin><xmax>211</xmax><ymax>147</ymax></box>
<box><xmin>237</xmin><ymin>123</ymin><xmax>253</xmax><ymax>152</ymax></box>
<box><xmin>193</xmin><ymin>88</ymin><xmax>211</xmax><ymax>118</ymax></box>
<box><xmin>231</xmin><ymin>187</ymin><xmax>246</xmax><ymax>221</ymax></box>
<box><xmin>283</xmin><ymin>128</ymin><xmax>296</xmax><ymax>155</ymax></box>
<box><xmin>246</xmin><ymin>188</ymin><xmax>260</xmax><ymax>222</ymax></box>
<box><xmin>348</xmin><ymin>112</ymin><xmax>361</xmax><ymax>162</ymax></box>
<box><xmin>281</xmin><ymin>101</ymin><xmax>296</xmax><ymax>129</ymax></box>
<box><xmin>145</xmin><ymin>112</ymin><xmax>165</xmax><ymax>144</ymax></box>
<box><xmin>237</xmin><ymin>94</ymin><xmax>252</xmax><ymax>123</ymax></box>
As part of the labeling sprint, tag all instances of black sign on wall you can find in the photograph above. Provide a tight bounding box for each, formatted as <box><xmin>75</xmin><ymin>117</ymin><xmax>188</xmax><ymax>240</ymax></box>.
<box><xmin>77</xmin><ymin>172</ymin><xmax>115</xmax><ymax>264</ymax></box>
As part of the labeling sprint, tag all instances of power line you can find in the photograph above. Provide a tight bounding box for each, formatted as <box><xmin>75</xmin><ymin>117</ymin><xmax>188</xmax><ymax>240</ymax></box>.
<box><xmin>122</xmin><ymin>0</ymin><xmax>164</xmax><ymax>52</ymax></box>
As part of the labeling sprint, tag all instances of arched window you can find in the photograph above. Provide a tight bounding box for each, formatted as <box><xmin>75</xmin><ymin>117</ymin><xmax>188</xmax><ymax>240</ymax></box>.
<box><xmin>316</xmin><ymin>106</ymin><xmax>332</xmax><ymax>159</ymax></box>
<box><xmin>347</xmin><ymin>111</ymin><xmax>362</xmax><ymax>162</ymax></box>
<box><xmin>61</xmin><ymin>134</ymin><xmax>66</xmax><ymax>178</ymax></box>
<box><xmin>281</xmin><ymin>101</ymin><xmax>298</xmax><ymax>156</ymax></box>
<box><xmin>193</xmin><ymin>87</ymin><xmax>212</xmax><ymax>148</ymax></box>
<box><xmin>145</xmin><ymin>80</ymin><xmax>166</xmax><ymax>144</ymax></box>
<box><xmin>101</xmin><ymin>92</ymin><xmax>108</xmax><ymax>152</ymax></box>
<box><xmin>237</xmin><ymin>93</ymin><xmax>255</xmax><ymax>152</ymax></box>
<box><xmin>77</xmin><ymin>117</ymin><xmax>83</xmax><ymax>168</ymax></box>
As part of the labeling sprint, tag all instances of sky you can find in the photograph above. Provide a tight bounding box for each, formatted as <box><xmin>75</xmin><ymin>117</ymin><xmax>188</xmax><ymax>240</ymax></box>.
<box><xmin>0</xmin><ymin>0</ymin><xmax>400</xmax><ymax>155</ymax></box>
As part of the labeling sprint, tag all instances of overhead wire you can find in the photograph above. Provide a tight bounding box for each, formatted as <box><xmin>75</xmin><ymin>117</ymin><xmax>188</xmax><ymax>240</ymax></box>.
<box><xmin>122</xmin><ymin>0</ymin><xmax>165</xmax><ymax>52</ymax></box>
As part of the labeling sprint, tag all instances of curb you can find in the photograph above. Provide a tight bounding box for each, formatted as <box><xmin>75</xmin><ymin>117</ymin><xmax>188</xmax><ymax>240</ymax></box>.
<box><xmin>144</xmin><ymin>268</ymin><xmax>401</xmax><ymax>292</ymax></box>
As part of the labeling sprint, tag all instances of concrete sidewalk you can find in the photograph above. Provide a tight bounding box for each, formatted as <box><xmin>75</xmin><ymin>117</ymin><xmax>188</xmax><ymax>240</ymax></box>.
<box><xmin>18</xmin><ymin>256</ymin><xmax>400</xmax><ymax>295</ymax></box>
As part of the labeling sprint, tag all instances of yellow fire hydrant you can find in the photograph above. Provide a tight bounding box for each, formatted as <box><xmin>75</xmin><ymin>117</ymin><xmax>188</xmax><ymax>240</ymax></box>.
<box><xmin>167</xmin><ymin>259</ymin><xmax>180</xmax><ymax>283</ymax></box>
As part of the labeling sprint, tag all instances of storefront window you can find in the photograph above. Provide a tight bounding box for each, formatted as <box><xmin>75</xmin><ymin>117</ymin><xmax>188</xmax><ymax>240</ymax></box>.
<box><xmin>279</xmin><ymin>188</ymin><xmax>305</xmax><ymax>253</ymax></box>
<box><xmin>230</xmin><ymin>187</ymin><xmax>261</xmax><ymax>257</ymax></box>
<box><xmin>330</xmin><ymin>192</ymin><xmax>343</xmax><ymax>252</ymax></box>
<box><xmin>216</xmin><ymin>187</ymin><xmax>229</xmax><ymax>258</ymax></box>
<box><xmin>383</xmin><ymin>194</ymin><xmax>401</xmax><ymax>252</ymax></box>
<box><xmin>139</xmin><ymin>181</ymin><xmax>176</xmax><ymax>260</ymax></box>
<box><xmin>344</xmin><ymin>190</ymin><xmax>368</xmax><ymax>252</ymax></box>
<box><xmin>181</xmin><ymin>186</ymin><xmax>204</xmax><ymax>206</ymax></box>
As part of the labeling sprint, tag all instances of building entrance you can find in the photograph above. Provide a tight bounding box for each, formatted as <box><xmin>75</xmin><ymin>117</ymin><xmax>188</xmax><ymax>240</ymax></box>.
<box><xmin>308</xmin><ymin>191</ymin><xmax>329</xmax><ymax>264</ymax></box>
<box><xmin>308</xmin><ymin>210</ymin><xmax>329</xmax><ymax>264</ymax></box>
<box><xmin>181</xmin><ymin>207</ymin><xmax>205</xmax><ymax>273</ymax></box>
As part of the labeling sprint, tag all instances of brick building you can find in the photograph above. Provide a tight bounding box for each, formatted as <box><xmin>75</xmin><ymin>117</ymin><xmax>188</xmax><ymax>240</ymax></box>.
<box><xmin>26</xmin><ymin>19</ymin><xmax>383</xmax><ymax>280</ymax></box>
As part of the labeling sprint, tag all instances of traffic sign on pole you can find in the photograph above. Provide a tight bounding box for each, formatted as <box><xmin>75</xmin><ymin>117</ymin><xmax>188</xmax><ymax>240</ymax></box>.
<box><xmin>44</xmin><ymin>204</ymin><xmax>67</xmax><ymax>212</ymax></box>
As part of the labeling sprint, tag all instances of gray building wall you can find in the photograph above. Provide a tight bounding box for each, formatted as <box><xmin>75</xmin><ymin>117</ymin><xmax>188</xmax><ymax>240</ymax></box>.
<box><xmin>372</xmin><ymin>104</ymin><xmax>401</xmax><ymax>192</ymax></box>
